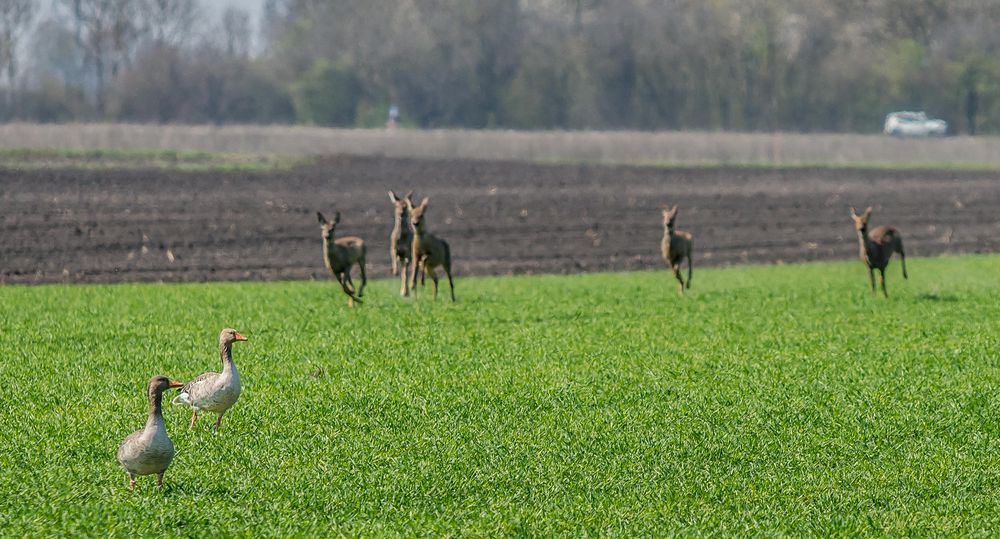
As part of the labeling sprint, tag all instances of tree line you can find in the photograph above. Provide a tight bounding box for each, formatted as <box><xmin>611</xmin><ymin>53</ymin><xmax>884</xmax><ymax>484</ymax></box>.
<box><xmin>2</xmin><ymin>0</ymin><xmax>998</xmax><ymax>134</ymax></box>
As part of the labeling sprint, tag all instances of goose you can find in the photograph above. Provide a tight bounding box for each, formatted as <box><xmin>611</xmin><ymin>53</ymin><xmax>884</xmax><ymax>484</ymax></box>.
<box><xmin>117</xmin><ymin>375</ymin><xmax>184</xmax><ymax>491</ymax></box>
<box><xmin>172</xmin><ymin>328</ymin><xmax>247</xmax><ymax>432</ymax></box>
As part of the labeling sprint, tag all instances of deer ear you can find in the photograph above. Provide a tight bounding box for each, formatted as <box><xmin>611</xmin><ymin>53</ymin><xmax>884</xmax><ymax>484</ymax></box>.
<box><xmin>850</xmin><ymin>206</ymin><xmax>857</xmax><ymax>217</ymax></box>
<box><xmin>334</xmin><ymin>211</ymin><xmax>341</xmax><ymax>224</ymax></box>
<box><xmin>388</xmin><ymin>190</ymin><xmax>399</xmax><ymax>202</ymax></box>
<box><xmin>863</xmin><ymin>207</ymin><xmax>872</xmax><ymax>218</ymax></box>
<box><xmin>419</xmin><ymin>197</ymin><xmax>429</xmax><ymax>209</ymax></box>
<box><xmin>671</xmin><ymin>205</ymin><xmax>679</xmax><ymax>216</ymax></box>
<box><xmin>317</xmin><ymin>212</ymin><xmax>326</xmax><ymax>224</ymax></box>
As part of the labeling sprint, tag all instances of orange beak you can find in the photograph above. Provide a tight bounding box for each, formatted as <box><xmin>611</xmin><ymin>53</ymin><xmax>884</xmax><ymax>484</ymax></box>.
<box><xmin>234</xmin><ymin>332</ymin><xmax>248</xmax><ymax>341</ymax></box>
<box><xmin>169</xmin><ymin>380</ymin><xmax>184</xmax><ymax>389</ymax></box>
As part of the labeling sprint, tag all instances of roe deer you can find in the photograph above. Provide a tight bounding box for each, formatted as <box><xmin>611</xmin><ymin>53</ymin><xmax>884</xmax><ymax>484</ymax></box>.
<box><xmin>850</xmin><ymin>206</ymin><xmax>907</xmax><ymax>297</ymax></box>
<box><xmin>661</xmin><ymin>205</ymin><xmax>693</xmax><ymax>295</ymax></box>
<box><xmin>388</xmin><ymin>190</ymin><xmax>414</xmax><ymax>296</ymax></box>
<box><xmin>317</xmin><ymin>211</ymin><xmax>367</xmax><ymax>306</ymax></box>
<box><xmin>407</xmin><ymin>197</ymin><xmax>455</xmax><ymax>301</ymax></box>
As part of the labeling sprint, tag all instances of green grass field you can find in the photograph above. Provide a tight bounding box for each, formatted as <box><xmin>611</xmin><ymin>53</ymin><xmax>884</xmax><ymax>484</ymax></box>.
<box><xmin>1</xmin><ymin>256</ymin><xmax>999</xmax><ymax>536</ymax></box>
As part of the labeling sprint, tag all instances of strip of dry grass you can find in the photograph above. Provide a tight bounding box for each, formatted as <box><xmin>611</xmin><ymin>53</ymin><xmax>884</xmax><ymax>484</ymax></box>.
<box><xmin>0</xmin><ymin>148</ymin><xmax>303</xmax><ymax>171</ymax></box>
<box><xmin>1</xmin><ymin>123</ymin><xmax>998</xmax><ymax>166</ymax></box>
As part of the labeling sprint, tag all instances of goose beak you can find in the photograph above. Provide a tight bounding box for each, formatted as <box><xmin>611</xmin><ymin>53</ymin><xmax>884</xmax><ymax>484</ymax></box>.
<box><xmin>169</xmin><ymin>380</ymin><xmax>184</xmax><ymax>389</ymax></box>
<box><xmin>234</xmin><ymin>332</ymin><xmax>248</xmax><ymax>341</ymax></box>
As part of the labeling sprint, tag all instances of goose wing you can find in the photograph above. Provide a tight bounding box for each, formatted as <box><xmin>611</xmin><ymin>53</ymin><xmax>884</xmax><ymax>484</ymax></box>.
<box><xmin>117</xmin><ymin>429</ymin><xmax>144</xmax><ymax>464</ymax></box>
<box><xmin>171</xmin><ymin>371</ymin><xmax>220</xmax><ymax>406</ymax></box>
<box><xmin>181</xmin><ymin>371</ymin><xmax>218</xmax><ymax>393</ymax></box>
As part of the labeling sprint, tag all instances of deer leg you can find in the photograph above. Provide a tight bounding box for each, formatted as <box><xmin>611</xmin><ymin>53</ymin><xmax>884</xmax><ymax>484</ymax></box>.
<box><xmin>686</xmin><ymin>253</ymin><xmax>693</xmax><ymax>289</ymax></box>
<box><xmin>391</xmin><ymin>252</ymin><xmax>399</xmax><ymax>276</ymax></box>
<box><xmin>879</xmin><ymin>268</ymin><xmax>888</xmax><ymax>298</ymax></box>
<box><xmin>337</xmin><ymin>273</ymin><xmax>359</xmax><ymax>306</ymax></box>
<box><xmin>672</xmin><ymin>263</ymin><xmax>685</xmax><ymax>296</ymax></box>
<box><xmin>868</xmin><ymin>267</ymin><xmax>876</xmax><ymax>294</ymax></box>
<box><xmin>899</xmin><ymin>249</ymin><xmax>908</xmax><ymax>279</ymax></box>
<box><xmin>357</xmin><ymin>257</ymin><xmax>367</xmax><ymax>297</ymax></box>
<box><xmin>445</xmin><ymin>264</ymin><xmax>456</xmax><ymax>302</ymax></box>
<box><xmin>428</xmin><ymin>266</ymin><xmax>439</xmax><ymax>301</ymax></box>
<box><xmin>420</xmin><ymin>260</ymin><xmax>427</xmax><ymax>287</ymax></box>
<box><xmin>400</xmin><ymin>258</ymin><xmax>410</xmax><ymax>296</ymax></box>
<box><xmin>409</xmin><ymin>256</ymin><xmax>418</xmax><ymax>295</ymax></box>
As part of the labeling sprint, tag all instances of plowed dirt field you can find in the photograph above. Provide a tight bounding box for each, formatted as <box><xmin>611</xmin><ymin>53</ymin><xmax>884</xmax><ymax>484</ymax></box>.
<box><xmin>3</xmin><ymin>157</ymin><xmax>998</xmax><ymax>284</ymax></box>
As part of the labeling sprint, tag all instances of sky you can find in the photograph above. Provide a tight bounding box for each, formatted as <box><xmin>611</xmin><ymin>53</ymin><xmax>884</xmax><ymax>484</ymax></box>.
<box><xmin>201</xmin><ymin>0</ymin><xmax>265</xmax><ymax>53</ymax></box>
<box><xmin>32</xmin><ymin>0</ymin><xmax>267</xmax><ymax>56</ymax></box>
<box><xmin>35</xmin><ymin>0</ymin><xmax>264</xmax><ymax>35</ymax></box>
<box><xmin>203</xmin><ymin>0</ymin><xmax>264</xmax><ymax>32</ymax></box>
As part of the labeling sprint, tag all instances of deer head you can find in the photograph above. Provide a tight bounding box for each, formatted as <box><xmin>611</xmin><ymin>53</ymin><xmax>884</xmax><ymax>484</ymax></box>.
<box><xmin>850</xmin><ymin>206</ymin><xmax>872</xmax><ymax>234</ymax></box>
<box><xmin>317</xmin><ymin>211</ymin><xmax>340</xmax><ymax>242</ymax></box>
<box><xmin>662</xmin><ymin>205</ymin><xmax>679</xmax><ymax>230</ymax></box>
<box><xmin>388</xmin><ymin>190</ymin><xmax>414</xmax><ymax>222</ymax></box>
<box><xmin>407</xmin><ymin>197</ymin><xmax>429</xmax><ymax>232</ymax></box>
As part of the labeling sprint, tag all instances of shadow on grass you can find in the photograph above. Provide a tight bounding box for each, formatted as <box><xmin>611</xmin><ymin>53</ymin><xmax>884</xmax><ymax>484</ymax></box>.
<box><xmin>914</xmin><ymin>292</ymin><xmax>960</xmax><ymax>302</ymax></box>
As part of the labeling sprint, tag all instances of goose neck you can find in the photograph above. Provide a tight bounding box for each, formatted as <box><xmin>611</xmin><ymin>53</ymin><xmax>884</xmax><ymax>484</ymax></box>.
<box><xmin>146</xmin><ymin>387</ymin><xmax>165</xmax><ymax>424</ymax></box>
<box><xmin>220</xmin><ymin>341</ymin><xmax>236</xmax><ymax>373</ymax></box>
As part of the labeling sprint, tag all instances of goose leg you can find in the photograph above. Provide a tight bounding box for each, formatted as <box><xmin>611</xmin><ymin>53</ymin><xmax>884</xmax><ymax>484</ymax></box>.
<box><xmin>214</xmin><ymin>412</ymin><xmax>225</xmax><ymax>432</ymax></box>
<box><xmin>156</xmin><ymin>473</ymin><xmax>164</xmax><ymax>489</ymax></box>
<box><xmin>189</xmin><ymin>409</ymin><xmax>198</xmax><ymax>430</ymax></box>
<box><xmin>128</xmin><ymin>473</ymin><xmax>136</xmax><ymax>491</ymax></box>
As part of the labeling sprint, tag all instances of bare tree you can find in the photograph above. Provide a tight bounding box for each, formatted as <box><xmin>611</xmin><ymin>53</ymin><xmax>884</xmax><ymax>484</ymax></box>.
<box><xmin>143</xmin><ymin>0</ymin><xmax>199</xmax><ymax>47</ymax></box>
<box><xmin>221</xmin><ymin>6</ymin><xmax>251</xmax><ymax>58</ymax></box>
<box><xmin>0</xmin><ymin>0</ymin><xmax>34</xmax><ymax>90</ymax></box>
<box><xmin>59</xmin><ymin>0</ymin><xmax>145</xmax><ymax>113</ymax></box>
<box><xmin>11</xmin><ymin>0</ymin><xmax>1000</xmax><ymax>132</ymax></box>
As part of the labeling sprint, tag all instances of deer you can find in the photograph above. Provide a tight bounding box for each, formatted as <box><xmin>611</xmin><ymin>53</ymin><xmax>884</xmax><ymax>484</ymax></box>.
<box><xmin>850</xmin><ymin>206</ymin><xmax>907</xmax><ymax>297</ymax></box>
<box><xmin>661</xmin><ymin>204</ymin><xmax>693</xmax><ymax>295</ymax></box>
<box><xmin>388</xmin><ymin>190</ymin><xmax>414</xmax><ymax>296</ymax></box>
<box><xmin>317</xmin><ymin>211</ymin><xmax>367</xmax><ymax>306</ymax></box>
<box><xmin>407</xmin><ymin>197</ymin><xmax>455</xmax><ymax>301</ymax></box>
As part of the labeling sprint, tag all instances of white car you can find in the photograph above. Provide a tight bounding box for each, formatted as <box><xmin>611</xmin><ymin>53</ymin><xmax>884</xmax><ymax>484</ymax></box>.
<box><xmin>883</xmin><ymin>111</ymin><xmax>947</xmax><ymax>137</ymax></box>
